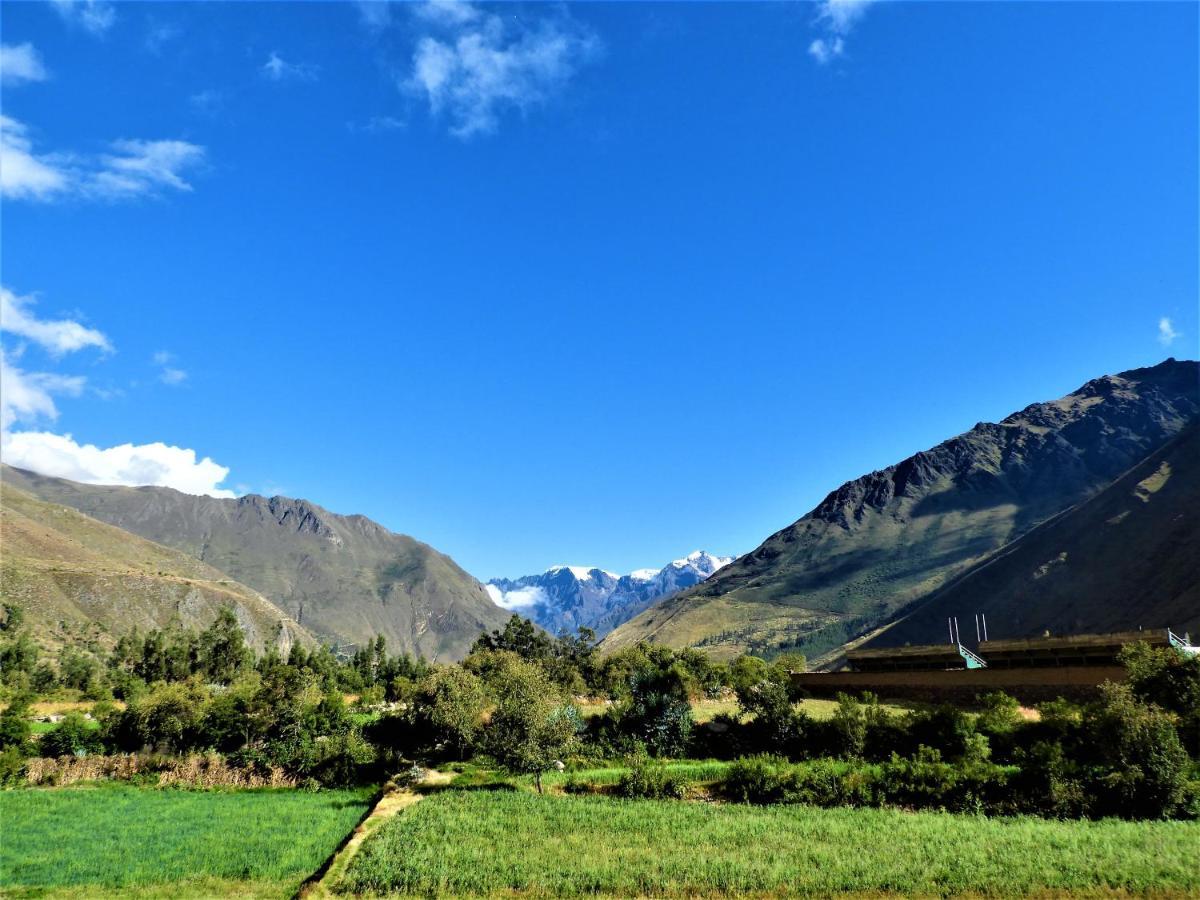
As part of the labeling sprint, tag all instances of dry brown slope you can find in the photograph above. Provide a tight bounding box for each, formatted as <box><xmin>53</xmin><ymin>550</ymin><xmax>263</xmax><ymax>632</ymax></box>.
<box><xmin>1</xmin><ymin>467</ymin><xmax>510</xmax><ymax>660</ymax></box>
<box><xmin>0</xmin><ymin>481</ymin><xmax>312</xmax><ymax>654</ymax></box>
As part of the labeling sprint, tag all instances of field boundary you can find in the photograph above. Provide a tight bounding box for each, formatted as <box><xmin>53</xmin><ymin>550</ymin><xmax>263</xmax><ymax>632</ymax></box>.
<box><xmin>297</xmin><ymin>769</ymin><xmax>450</xmax><ymax>899</ymax></box>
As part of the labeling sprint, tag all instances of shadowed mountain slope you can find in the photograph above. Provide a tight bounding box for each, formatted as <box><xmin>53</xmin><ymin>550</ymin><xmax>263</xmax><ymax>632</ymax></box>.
<box><xmin>0</xmin><ymin>468</ymin><xmax>510</xmax><ymax>660</ymax></box>
<box><xmin>865</xmin><ymin>422</ymin><xmax>1200</xmax><ymax>648</ymax></box>
<box><xmin>604</xmin><ymin>359</ymin><xmax>1200</xmax><ymax>660</ymax></box>
<box><xmin>0</xmin><ymin>481</ymin><xmax>313</xmax><ymax>654</ymax></box>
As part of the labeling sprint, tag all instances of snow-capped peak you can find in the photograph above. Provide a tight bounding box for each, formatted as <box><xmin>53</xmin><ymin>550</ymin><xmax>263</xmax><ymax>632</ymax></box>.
<box><xmin>669</xmin><ymin>550</ymin><xmax>733</xmax><ymax>574</ymax></box>
<box><xmin>546</xmin><ymin>565</ymin><xmax>616</xmax><ymax>581</ymax></box>
<box><xmin>629</xmin><ymin>568</ymin><xmax>659</xmax><ymax>581</ymax></box>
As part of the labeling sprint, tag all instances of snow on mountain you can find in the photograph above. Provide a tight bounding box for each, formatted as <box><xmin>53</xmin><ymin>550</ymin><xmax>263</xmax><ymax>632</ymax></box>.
<box><xmin>486</xmin><ymin>551</ymin><xmax>733</xmax><ymax>637</ymax></box>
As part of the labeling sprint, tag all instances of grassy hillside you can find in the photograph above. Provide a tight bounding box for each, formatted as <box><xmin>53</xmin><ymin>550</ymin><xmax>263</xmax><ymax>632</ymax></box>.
<box><xmin>0</xmin><ymin>482</ymin><xmax>312</xmax><ymax>655</ymax></box>
<box><xmin>605</xmin><ymin>359</ymin><xmax>1200</xmax><ymax>659</ymax></box>
<box><xmin>867</xmin><ymin>422</ymin><xmax>1200</xmax><ymax>648</ymax></box>
<box><xmin>1</xmin><ymin>467</ymin><xmax>509</xmax><ymax>660</ymax></box>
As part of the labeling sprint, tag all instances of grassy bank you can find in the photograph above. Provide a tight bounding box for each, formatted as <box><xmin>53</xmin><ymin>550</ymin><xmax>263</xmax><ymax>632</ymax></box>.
<box><xmin>0</xmin><ymin>784</ymin><xmax>372</xmax><ymax>898</ymax></box>
<box><xmin>339</xmin><ymin>790</ymin><xmax>1200</xmax><ymax>897</ymax></box>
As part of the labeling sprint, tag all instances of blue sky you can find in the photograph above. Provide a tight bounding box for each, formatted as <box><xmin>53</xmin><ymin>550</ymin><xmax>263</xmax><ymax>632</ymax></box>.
<box><xmin>1</xmin><ymin>0</ymin><xmax>1196</xmax><ymax>580</ymax></box>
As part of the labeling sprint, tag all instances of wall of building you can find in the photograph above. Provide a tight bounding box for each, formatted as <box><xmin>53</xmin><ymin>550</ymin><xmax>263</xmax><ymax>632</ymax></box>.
<box><xmin>791</xmin><ymin>666</ymin><xmax>1126</xmax><ymax>704</ymax></box>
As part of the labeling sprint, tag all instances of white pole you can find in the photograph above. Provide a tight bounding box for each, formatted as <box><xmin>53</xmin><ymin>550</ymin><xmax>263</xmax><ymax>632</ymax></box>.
<box><xmin>953</xmin><ymin>617</ymin><xmax>960</xmax><ymax>645</ymax></box>
<box><xmin>948</xmin><ymin>618</ymin><xmax>954</xmax><ymax>645</ymax></box>
<box><xmin>982</xmin><ymin>613</ymin><xmax>988</xmax><ymax>642</ymax></box>
<box><xmin>975</xmin><ymin>614</ymin><xmax>981</xmax><ymax>643</ymax></box>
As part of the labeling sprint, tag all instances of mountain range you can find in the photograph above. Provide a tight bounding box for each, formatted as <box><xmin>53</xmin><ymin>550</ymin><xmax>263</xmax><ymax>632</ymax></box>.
<box><xmin>0</xmin><ymin>481</ymin><xmax>311</xmax><ymax>655</ymax></box>
<box><xmin>863</xmin><ymin>420</ymin><xmax>1200</xmax><ymax>650</ymax></box>
<box><xmin>3</xmin><ymin>358</ymin><xmax>1196</xmax><ymax>666</ymax></box>
<box><xmin>486</xmin><ymin>551</ymin><xmax>733</xmax><ymax>637</ymax></box>
<box><xmin>604</xmin><ymin>359</ymin><xmax>1200</xmax><ymax>661</ymax></box>
<box><xmin>0</xmin><ymin>466</ymin><xmax>510</xmax><ymax>661</ymax></box>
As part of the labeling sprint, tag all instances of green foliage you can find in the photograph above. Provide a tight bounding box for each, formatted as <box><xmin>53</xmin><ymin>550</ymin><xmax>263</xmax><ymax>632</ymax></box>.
<box><xmin>412</xmin><ymin>666</ymin><xmax>486</xmax><ymax>760</ymax></box>
<box><xmin>615</xmin><ymin>749</ymin><xmax>688</xmax><ymax>800</ymax></box>
<box><xmin>485</xmin><ymin>656</ymin><xmax>581</xmax><ymax>791</ymax></box>
<box><xmin>1120</xmin><ymin>641</ymin><xmax>1200</xmax><ymax>754</ymax></box>
<box><xmin>40</xmin><ymin>712</ymin><xmax>103</xmax><ymax>758</ymax></box>
<box><xmin>0</xmin><ymin>695</ymin><xmax>33</xmax><ymax>752</ymax></box>
<box><xmin>1086</xmin><ymin>681</ymin><xmax>1189</xmax><ymax>819</ymax></box>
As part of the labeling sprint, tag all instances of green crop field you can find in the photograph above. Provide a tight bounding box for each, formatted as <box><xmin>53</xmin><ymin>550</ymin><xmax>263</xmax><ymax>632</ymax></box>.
<box><xmin>339</xmin><ymin>790</ymin><xmax>1200</xmax><ymax>898</ymax></box>
<box><xmin>0</xmin><ymin>784</ymin><xmax>372</xmax><ymax>899</ymax></box>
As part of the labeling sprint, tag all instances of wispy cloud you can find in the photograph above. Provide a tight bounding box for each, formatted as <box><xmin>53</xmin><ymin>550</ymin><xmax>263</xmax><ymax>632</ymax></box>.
<box><xmin>0</xmin><ymin>115</ymin><xmax>205</xmax><ymax>202</ymax></box>
<box><xmin>1</xmin><ymin>287</ymin><xmax>111</xmax><ymax>356</ymax></box>
<box><xmin>189</xmin><ymin>89</ymin><xmax>224</xmax><ymax>117</ymax></box>
<box><xmin>1158</xmin><ymin>317</ymin><xmax>1181</xmax><ymax>347</ymax></box>
<box><xmin>151</xmin><ymin>350</ymin><xmax>188</xmax><ymax>385</ymax></box>
<box><xmin>261</xmin><ymin>52</ymin><xmax>318</xmax><ymax>83</ymax></box>
<box><xmin>402</xmin><ymin>1</ymin><xmax>601</xmax><ymax>138</ymax></box>
<box><xmin>0</xmin><ymin>350</ymin><xmax>85</xmax><ymax>431</ymax></box>
<box><xmin>808</xmin><ymin>0</ymin><xmax>877</xmax><ymax>65</ymax></box>
<box><xmin>1</xmin><ymin>287</ymin><xmax>236</xmax><ymax>498</ymax></box>
<box><xmin>0</xmin><ymin>43</ymin><xmax>48</xmax><ymax>85</ymax></box>
<box><xmin>348</xmin><ymin>115</ymin><xmax>406</xmax><ymax>135</ymax></box>
<box><xmin>0</xmin><ymin>287</ymin><xmax>107</xmax><ymax>430</ymax></box>
<box><xmin>0</xmin><ymin>115</ymin><xmax>68</xmax><ymax>200</ymax></box>
<box><xmin>50</xmin><ymin>0</ymin><xmax>116</xmax><ymax>37</ymax></box>
<box><xmin>145</xmin><ymin>21</ymin><xmax>181</xmax><ymax>55</ymax></box>
<box><xmin>356</xmin><ymin>0</ymin><xmax>395</xmax><ymax>32</ymax></box>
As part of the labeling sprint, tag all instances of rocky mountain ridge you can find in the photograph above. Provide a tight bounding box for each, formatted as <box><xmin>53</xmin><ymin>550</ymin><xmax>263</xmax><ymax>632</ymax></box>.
<box><xmin>603</xmin><ymin>359</ymin><xmax>1200</xmax><ymax>659</ymax></box>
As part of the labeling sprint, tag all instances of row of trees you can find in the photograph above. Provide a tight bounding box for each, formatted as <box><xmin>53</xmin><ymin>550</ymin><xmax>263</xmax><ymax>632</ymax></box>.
<box><xmin>2</xmin><ymin>606</ymin><xmax>1197</xmax><ymax>818</ymax></box>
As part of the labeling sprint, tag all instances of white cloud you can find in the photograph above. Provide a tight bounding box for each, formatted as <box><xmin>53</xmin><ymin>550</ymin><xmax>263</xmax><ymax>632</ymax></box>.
<box><xmin>817</xmin><ymin>0</ymin><xmax>876</xmax><ymax>35</ymax></box>
<box><xmin>160</xmin><ymin>367</ymin><xmax>187</xmax><ymax>385</ymax></box>
<box><xmin>1</xmin><ymin>287</ymin><xmax>111</xmax><ymax>356</ymax></box>
<box><xmin>0</xmin><ymin>115</ymin><xmax>69</xmax><ymax>200</ymax></box>
<box><xmin>0</xmin><ymin>430</ymin><xmax>236</xmax><ymax>498</ymax></box>
<box><xmin>809</xmin><ymin>0</ymin><xmax>877</xmax><ymax>65</ymax></box>
<box><xmin>0</xmin><ymin>115</ymin><xmax>205</xmax><ymax>202</ymax></box>
<box><xmin>808</xmin><ymin>37</ymin><xmax>844</xmax><ymax>64</ymax></box>
<box><xmin>50</xmin><ymin>0</ymin><xmax>116</xmax><ymax>36</ymax></box>
<box><xmin>404</xmin><ymin>1</ymin><xmax>601</xmax><ymax>138</ymax></box>
<box><xmin>1</xmin><ymin>43</ymin><xmax>48</xmax><ymax>85</ymax></box>
<box><xmin>0</xmin><ymin>351</ymin><xmax>84</xmax><ymax>430</ymax></box>
<box><xmin>1157</xmin><ymin>317</ymin><xmax>1181</xmax><ymax>347</ymax></box>
<box><xmin>485</xmin><ymin>583</ymin><xmax>548</xmax><ymax>610</ymax></box>
<box><xmin>88</xmin><ymin>139</ymin><xmax>206</xmax><ymax>198</ymax></box>
<box><xmin>261</xmin><ymin>52</ymin><xmax>318</xmax><ymax>83</ymax></box>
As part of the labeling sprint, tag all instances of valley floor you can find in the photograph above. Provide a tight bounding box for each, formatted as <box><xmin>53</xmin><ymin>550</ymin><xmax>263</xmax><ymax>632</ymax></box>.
<box><xmin>3</xmin><ymin>767</ymin><xmax>1197</xmax><ymax>899</ymax></box>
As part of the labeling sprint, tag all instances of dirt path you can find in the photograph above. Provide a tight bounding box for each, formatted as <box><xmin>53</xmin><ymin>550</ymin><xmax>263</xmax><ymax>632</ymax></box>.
<box><xmin>298</xmin><ymin>768</ymin><xmax>451</xmax><ymax>898</ymax></box>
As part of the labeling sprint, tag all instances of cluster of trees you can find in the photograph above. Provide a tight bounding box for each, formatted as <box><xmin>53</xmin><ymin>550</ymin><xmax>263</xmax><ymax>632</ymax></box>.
<box><xmin>3</xmin><ymin>606</ymin><xmax>1196</xmax><ymax>819</ymax></box>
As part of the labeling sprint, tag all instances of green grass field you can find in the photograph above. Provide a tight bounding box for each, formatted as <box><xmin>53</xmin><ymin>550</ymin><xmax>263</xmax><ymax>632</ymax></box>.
<box><xmin>339</xmin><ymin>790</ymin><xmax>1200</xmax><ymax>898</ymax></box>
<box><xmin>0</xmin><ymin>784</ymin><xmax>372</xmax><ymax>899</ymax></box>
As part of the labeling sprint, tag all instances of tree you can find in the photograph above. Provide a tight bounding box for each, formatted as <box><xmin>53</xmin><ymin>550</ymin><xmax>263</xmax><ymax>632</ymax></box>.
<box><xmin>486</xmin><ymin>657</ymin><xmax>580</xmax><ymax>792</ymax></box>
<box><xmin>0</xmin><ymin>696</ymin><xmax>33</xmax><ymax>752</ymax></box>
<box><xmin>199</xmin><ymin>607</ymin><xmax>251</xmax><ymax>684</ymax></box>
<box><xmin>613</xmin><ymin>661</ymin><xmax>694</xmax><ymax>757</ymax></box>
<box><xmin>1085</xmin><ymin>682</ymin><xmax>1189</xmax><ymax>819</ymax></box>
<box><xmin>411</xmin><ymin>667</ymin><xmax>487</xmax><ymax>760</ymax></box>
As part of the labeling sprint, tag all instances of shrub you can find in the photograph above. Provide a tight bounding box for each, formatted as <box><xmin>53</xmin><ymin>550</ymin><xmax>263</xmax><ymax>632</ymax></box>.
<box><xmin>40</xmin><ymin>712</ymin><xmax>102</xmax><ymax>758</ymax></box>
<box><xmin>1085</xmin><ymin>682</ymin><xmax>1189</xmax><ymax>819</ymax></box>
<box><xmin>723</xmin><ymin>755</ymin><xmax>794</xmax><ymax>804</ymax></box>
<box><xmin>616</xmin><ymin>751</ymin><xmax>688</xmax><ymax>800</ymax></box>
